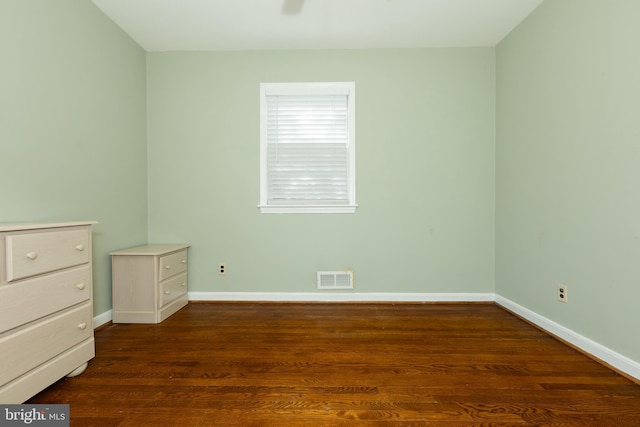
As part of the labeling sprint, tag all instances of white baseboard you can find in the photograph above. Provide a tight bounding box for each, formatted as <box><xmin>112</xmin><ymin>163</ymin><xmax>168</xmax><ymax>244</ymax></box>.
<box><xmin>188</xmin><ymin>291</ymin><xmax>496</xmax><ymax>303</ymax></box>
<box><xmin>93</xmin><ymin>309</ymin><xmax>112</xmax><ymax>329</ymax></box>
<box><xmin>495</xmin><ymin>295</ymin><xmax>640</xmax><ymax>382</ymax></box>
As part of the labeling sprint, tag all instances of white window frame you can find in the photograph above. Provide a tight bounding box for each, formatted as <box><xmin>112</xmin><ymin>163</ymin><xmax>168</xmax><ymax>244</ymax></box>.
<box><xmin>259</xmin><ymin>82</ymin><xmax>357</xmax><ymax>214</ymax></box>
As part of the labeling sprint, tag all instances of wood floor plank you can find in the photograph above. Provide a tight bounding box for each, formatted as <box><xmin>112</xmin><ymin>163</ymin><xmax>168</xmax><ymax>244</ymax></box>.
<box><xmin>28</xmin><ymin>303</ymin><xmax>640</xmax><ymax>426</ymax></box>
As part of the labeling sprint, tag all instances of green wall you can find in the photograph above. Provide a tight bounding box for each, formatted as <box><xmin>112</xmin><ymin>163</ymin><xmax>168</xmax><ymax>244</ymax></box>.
<box><xmin>147</xmin><ymin>49</ymin><xmax>496</xmax><ymax>294</ymax></box>
<box><xmin>0</xmin><ymin>0</ymin><xmax>148</xmax><ymax>315</ymax></box>
<box><xmin>496</xmin><ymin>0</ymin><xmax>640</xmax><ymax>362</ymax></box>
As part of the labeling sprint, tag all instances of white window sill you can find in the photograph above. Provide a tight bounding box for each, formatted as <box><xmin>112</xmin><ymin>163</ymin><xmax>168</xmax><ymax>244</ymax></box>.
<box><xmin>258</xmin><ymin>205</ymin><xmax>358</xmax><ymax>214</ymax></box>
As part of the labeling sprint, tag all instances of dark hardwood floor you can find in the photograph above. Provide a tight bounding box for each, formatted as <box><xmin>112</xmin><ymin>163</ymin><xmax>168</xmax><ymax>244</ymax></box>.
<box><xmin>29</xmin><ymin>303</ymin><xmax>640</xmax><ymax>426</ymax></box>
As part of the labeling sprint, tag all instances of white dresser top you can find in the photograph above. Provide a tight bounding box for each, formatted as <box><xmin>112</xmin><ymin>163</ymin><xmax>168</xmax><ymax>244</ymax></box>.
<box><xmin>0</xmin><ymin>221</ymin><xmax>97</xmax><ymax>232</ymax></box>
<box><xmin>110</xmin><ymin>244</ymin><xmax>190</xmax><ymax>256</ymax></box>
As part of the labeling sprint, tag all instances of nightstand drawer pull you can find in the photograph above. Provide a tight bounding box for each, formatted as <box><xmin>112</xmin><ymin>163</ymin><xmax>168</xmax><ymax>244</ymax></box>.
<box><xmin>26</xmin><ymin>252</ymin><xmax>38</xmax><ymax>260</ymax></box>
<box><xmin>76</xmin><ymin>244</ymin><xmax>85</xmax><ymax>251</ymax></box>
<box><xmin>76</xmin><ymin>283</ymin><xmax>86</xmax><ymax>290</ymax></box>
<box><xmin>77</xmin><ymin>322</ymin><xmax>87</xmax><ymax>330</ymax></box>
<box><xmin>164</xmin><ymin>290</ymin><xmax>171</xmax><ymax>295</ymax></box>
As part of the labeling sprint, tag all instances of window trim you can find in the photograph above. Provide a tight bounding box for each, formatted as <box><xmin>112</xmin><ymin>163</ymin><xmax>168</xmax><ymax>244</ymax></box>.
<box><xmin>259</xmin><ymin>82</ymin><xmax>357</xmax><ymax>214</ymax></box>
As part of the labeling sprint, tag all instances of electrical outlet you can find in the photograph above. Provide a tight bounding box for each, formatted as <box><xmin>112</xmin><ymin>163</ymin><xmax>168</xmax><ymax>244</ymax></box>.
<box><xmin>218</xmin><ymin>264</ymin><xmax>226</xmax><ymax>275</ymax></box>
<box><xmin>557</xmin><ymin>284</ymin><xmax>567</xmax><ymax>303</ymax></box>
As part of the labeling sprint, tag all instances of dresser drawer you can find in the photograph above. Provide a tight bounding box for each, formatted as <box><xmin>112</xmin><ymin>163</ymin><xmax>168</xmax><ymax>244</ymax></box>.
<box><xmin>5</xmin><ymin>228</ymin><xmax>90</xmax><ymax>282</ymax></box>
<box><xmin>0</xmin><ymin>303</ymin><xmax>93</xmax><ymax>386</ymax></box>
<box><xmin>158</xmin><ymin>249</ymin><xmax>187</xmax><ymax>281</ymax></box>
<box><xmin>160</xmin><ymin>272</ymin><xmax>187</xmax><ymax>308</ymax></box>
<box><xmin>0</xmin><ymin>266</ymin><xmax>91</xmax><ymax>334</ymax></box>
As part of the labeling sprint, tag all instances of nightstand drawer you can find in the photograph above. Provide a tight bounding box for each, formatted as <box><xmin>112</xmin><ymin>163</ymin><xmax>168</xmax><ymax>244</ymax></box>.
<box><xmin>160</xmin><ymin>272</ymin><xmax>187</xmax><ymax>308</ymax></box>
<box><xmin>0</xmin><ymin>266</ymin><xmax>91</xmax><ymax>334</ymax></box>
<box><xmin>158</xmin><ymin>249</ymin><xmax>188</xmax><ymax>281</ymax></box>
<box><xmin>0</xmin><ymin>303</ymin><xmax>93</xmax><ymax>386</ymax></box>
<box><xmin>5</xmin><ymin>228</ymin><xmax>90</xmax><ymax>282</ymax></box>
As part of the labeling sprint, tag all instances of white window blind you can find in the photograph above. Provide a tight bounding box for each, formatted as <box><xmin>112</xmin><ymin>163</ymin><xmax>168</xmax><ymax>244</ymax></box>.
<box><xmin>260</xmin><ymin>83</ymin><xmax>356</xmax><ymax>214</ymax></box>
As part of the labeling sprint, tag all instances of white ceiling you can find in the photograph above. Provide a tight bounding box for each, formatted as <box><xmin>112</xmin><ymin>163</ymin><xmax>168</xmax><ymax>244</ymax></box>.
<box><xmin>91</xmin><ymin>0</ymin><xmax>544</xmax><ymax>52</ymax></box>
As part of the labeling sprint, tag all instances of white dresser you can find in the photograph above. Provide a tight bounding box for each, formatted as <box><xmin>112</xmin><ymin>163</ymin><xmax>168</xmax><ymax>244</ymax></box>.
<box><xmin>111</xmin><ymin>244</ymin><xmax>189</xmax><ymax>324</ymax></box>
<box><xmin>0</xmin><ymin>221</ymin><xmax>96</xmax><ymax>403</ymax></box>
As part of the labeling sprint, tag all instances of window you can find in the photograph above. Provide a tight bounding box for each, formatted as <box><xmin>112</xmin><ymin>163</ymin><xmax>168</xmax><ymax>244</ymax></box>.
<box><xmin>259</xmin><ymin>82</ymin><xmax>356</xmax><ymax>214</ymax></box>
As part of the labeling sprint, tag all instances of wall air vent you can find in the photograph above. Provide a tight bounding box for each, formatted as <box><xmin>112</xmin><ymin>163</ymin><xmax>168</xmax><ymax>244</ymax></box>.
<box><xmin>317</xmin><ymin>271</ymin><xmax>354</xmax><ymax>290</ymax></box>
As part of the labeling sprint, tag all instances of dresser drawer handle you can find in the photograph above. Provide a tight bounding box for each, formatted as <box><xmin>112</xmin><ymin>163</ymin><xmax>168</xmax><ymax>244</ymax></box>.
<box><xmin>181</xmin><ymin>282</ymin><xmax>186</xmax><ymax>287</ymax></box>
<box><xmin>26</xmin><ymin>251</ymin><xmax>38</xmax><ymax>260</ymax></box>
<box><xmin>164</xmin><ymin>290</ymin><xmax>171</xmax><ymax>295</ymax></box>
<box><xmin>78</xmin><ymin>322</ymin><xmax>87</xmax><ymax>330</ymax></box>
<box><xmin>165</xmin><ymin>265</ymin><xmax>171</xmax><ymax>270</ymax></box>
<box><xmin>76</xmin><ymin>244</ymin><xmax>85</xmax><ymax>251</ymax></box>
<box><xmin>181</xmin><ymin>260</ymin><xmax>186</xmax><ymax>264</ymax></box>
<box><xmin>76</xmin><ymin>283</ymin><xmax>86</xmax><ymax>290</ymax></box>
